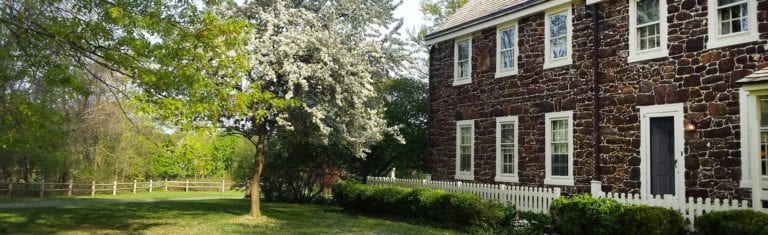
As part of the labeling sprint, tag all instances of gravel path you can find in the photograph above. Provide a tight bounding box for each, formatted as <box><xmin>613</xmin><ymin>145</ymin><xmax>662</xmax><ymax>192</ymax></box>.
<box><xmin>0</xmin><ymin>196</ymin><xmax>244</xmax><ymax>209</ymax></box>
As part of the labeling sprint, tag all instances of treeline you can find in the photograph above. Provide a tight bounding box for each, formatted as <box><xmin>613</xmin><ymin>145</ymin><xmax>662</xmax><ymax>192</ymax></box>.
<box><xmin>0</xmin><ymin>76</ymin><xmax>254</xmax><ymax>183</ymax></box>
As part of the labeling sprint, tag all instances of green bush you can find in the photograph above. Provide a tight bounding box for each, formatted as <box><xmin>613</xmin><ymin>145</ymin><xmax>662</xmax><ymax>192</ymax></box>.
<box><xmin>549</xmin><ymin>194</ymin><xmax>625</xmax><ymax>235</ymax></box>
<box><xmin>620</xmin><ymin>205</ymin><xmax>687</xmax><ymax>235</ymax></box>
<box><xmin>695</xmin><ymin>210</ymin><xmax>768</xmax><ymax>235</ymax></box>
<box><xmin>332</xmin><ymin>182</ymin><xmax>503</xmax><ymax>231</ymax></box>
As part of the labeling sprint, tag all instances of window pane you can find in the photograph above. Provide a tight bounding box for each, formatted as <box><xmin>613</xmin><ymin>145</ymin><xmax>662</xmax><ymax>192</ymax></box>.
<box><xmin>459</xmin><ymin>61</ymin><xmax>469</xmax><ymax>78</ymax></box>
<box><xmin>501</xmin><ymin>50</ymin><xmax>514</xmax><ymax>69</ymax></box>
<box><xmin>549</xmin><ymin>13</ymin><xmax>567</xmax><ymax>38</ymax></box>
<box><xmin>552</xmin><ymin>154</ymin><xmax>568</xmax><ymax>176</ymax></box>
<box><xmin>460</xmin><ymin>153</ymin><xmax>471</xmax><ymax>171</ymax></box>
<box><xmin>741</xmin><ymin>3</ymin><xmax>749</xmax><ymax>31</ymax></box>
<box><xmin>458</xmin><ymin>40</ymin><xmax>469</xmax><ymax>60</ymax></box>
<box><xmin>461</xmin><ymin>126</ymin><xmax>471</xmax><ymax>144</ymax></box>
<box><xmin>637</xmin><ymin>0</ymin><xmax>659</xmax><ymax>25</ymax></box>
<box><xmin>550</xmin><ymin>37</ymin><xmax>567</xmax><ymax>59</ymax></box>
<box><xmin>718</xmin><ymin>0</ymin><xmax>742</xmax><ymax>5</ymax></box>
<box><xmin>501</xmin><ymin>28</ymin><xmax>515</xmax><ymax>49</ymax></box>
<box><xmin>721</xmin><ymin>21</ymin><xmax>732</xmax><ymax>35</ymax></box>
<box><xmin>501</xmin><ymin>123</ymin><xmax>515</xmax><ymax>143</ymax></box>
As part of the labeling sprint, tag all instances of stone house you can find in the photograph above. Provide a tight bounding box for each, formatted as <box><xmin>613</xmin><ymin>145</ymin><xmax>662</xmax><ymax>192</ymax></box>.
<box><xmin>425</xmin><ymin>0</ymin><xmax>768</xmax><ymax>207</ymax></box>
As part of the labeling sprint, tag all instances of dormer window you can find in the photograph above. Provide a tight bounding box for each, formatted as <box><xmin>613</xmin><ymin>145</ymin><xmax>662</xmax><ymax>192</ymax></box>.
<box><xmin>628</xmin><ymin>0</ymin><xmax>668</xmax><ymax>62</ymax></box>
<box><xmin>543</xmin><ymin>5</ymin><xmax>572</xmax><ymax>69</ymax></box>
<box><xmin>453</xmin><ymin>36</ymin><xmax>472</xmax><ymax>86</ymax></box>
<box><xmin>707</xmin><ymin>0</ymin><xmax>758</xmax><ymax>48</ymax></box>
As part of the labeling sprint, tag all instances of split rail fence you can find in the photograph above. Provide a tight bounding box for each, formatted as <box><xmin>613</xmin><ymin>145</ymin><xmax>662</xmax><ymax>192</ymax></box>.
<box><xmin>368</xmin><ymin>177</ymin><xmax>755</xmax><ymax>228</ymax></box>
<box><xmin>0</xmin><ymin>180</ymin><xmax>231</xmax><ymax>198</ymax></box>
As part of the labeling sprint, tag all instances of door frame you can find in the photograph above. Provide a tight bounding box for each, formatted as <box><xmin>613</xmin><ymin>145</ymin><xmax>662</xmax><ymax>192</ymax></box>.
<box><xmin>739</xmin><ymin>85</ymin><xmax>768</xmax><ymax>211</ymax></box>
<box><xmin>639</xmin><ymin>103</ymin><xmax>685</xmax><ymax>198</ymax></box>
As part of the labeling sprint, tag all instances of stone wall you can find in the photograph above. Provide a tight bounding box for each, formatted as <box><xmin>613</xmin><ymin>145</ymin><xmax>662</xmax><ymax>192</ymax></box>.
<box><xmin>428</xmin><ymin>0</ymin><xmax>768</xmax><ymax>199</ymax></box>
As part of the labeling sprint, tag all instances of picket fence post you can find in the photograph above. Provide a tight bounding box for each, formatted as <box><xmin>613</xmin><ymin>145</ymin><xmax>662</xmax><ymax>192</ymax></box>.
<box><xmin>164</xmin><ymin>178</ymin><xmax>168</xmax><ymax>192</ymax></box>
<box><xmin>149</xmin><ymin>180</ymin><xmax>153</xmax><ymax>193</ymax></box>
<box><xmin>8</xmin><ymin>182</ymin><xmax>12</xmax><ymax>197</ymax></box>
<box><xmin>112</xmin><ymin>181</ymin><xmax>117</xmax><ymax>195</ymax></box>
<box><xmin>185</xmin><ymin>180</ymin><xmax>189</xmax><ymax>192</ymax></box>
<box><xmin>132</xmin><ymin>180</ymin><xmax>137</xmax><ymax>194</ymax></box>
<box><xmin>221</xmin><ymin>180</ymin><xmax>226</xmax><ymax>193</ymax></box>
<box><xmin>39</xmin><ymin>180</ymin><xmax>44</xmax><ymax>198</ymax></box>
<box><xmin>91</xmin><ymin>181</ymin><xmax>96</xmax><ymax>197</ymax></box>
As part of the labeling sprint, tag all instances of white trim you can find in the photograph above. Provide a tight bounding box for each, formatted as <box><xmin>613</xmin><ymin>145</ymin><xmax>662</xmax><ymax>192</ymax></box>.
<box><xmin>424</xmin><ymin>0</ymin><xmax>573</xmax><ymax>45</ymax></box>
<box><xmin>586</xmin><ymin>0</ymin><xmax>604</xmax><ymax>5</ymax></box>
<box><xmin>738</xmin><ymin>84</ymin><xmax>768</xmax><ymax>210</ymax></box>
<box><xmin>638</xmin><ymin>103</ymin><xmax>685</xmax><ymax>198</ymax></box>
<box><xmin>544</xmin><ymin>111</ymin><xmax>575</xmax><ymax>186</ymax></box>
<box><xmin>453</xmin><ymin>36</ymin><xmax>472</xmax><ymax>86</ymax></box>
<box><xmin>495</xmin><ymin>116</ymin><xmax>520</xmax><ymax>183</ymax></box>
<box><xmin>627</xmin><ymin>0</ymin><xmax>668</xmax><ymax>63</ymax></box>
<box><xmin>543</xmin><ymin>4</ymin><xmax>573</xmax><ymax>69</ymax></box>
<box><xmin>456</xmin><ymin>120</ymin><xmax>475</xmax><ymax>180</ymax></box>
<box><xmin>706</xmin><ymin>0</ymin><xmax>759</xmax><ymax>49</ymax></box>
<box><xmin>496</xmin><ymin>22</ymin><xmax>519</xmax><ymax>78</ymax></box>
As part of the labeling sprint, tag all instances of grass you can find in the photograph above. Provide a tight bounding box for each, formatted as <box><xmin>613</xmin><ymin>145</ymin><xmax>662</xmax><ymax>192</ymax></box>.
<box><xmin>0</xmin><ymin>191</ymin><xmax>244</xmax><ymax>204</ymax></box>
<box><xmin>0</xmin><ymin>192</ymin><xmax>457</xmax><ymax>234</ymax></box>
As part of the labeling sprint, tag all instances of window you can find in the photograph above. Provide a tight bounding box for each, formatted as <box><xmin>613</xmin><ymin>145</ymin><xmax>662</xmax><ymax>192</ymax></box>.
<box><xmin>453</xmin><ymin>36</ymin><xmax>472</xmax><ymax>86</ymax></box>
<box><xmin>543</xmin><ymin>5</ymin><xmax>572</xmax><ymax>69</ymax></box>
<box><xmin>496</xmin><ymin>23</ymin><xmax>518</xmax><ymax>78</ymax></box>
<box><xmin>707</xmin><ymin>0</ymin><xmax>758</xmax><ymax>48</ymax></box>
<box><xmin>456</xmin><ymin>120</ymin><xmax>474</xmax><ymax>180</ymax></box>
<box><xmin>545</xmin><ymin>111</ymin><xmax>574</xmax><ymax>185</ymax></box>
<box><xmin>628</xmin><ymin>0</ymin><xmax>668</xmax><ymax>62</ymax></box>
<box><xmin>495</xmin><ymin>116</ymin><xmax>519</xmax><ymax>182</ymax></box>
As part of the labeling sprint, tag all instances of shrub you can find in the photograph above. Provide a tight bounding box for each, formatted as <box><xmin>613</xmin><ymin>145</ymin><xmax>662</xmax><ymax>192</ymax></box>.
<box><xmin>332</xmin><ymin>182</ymin><xmax>503</xmax><ymax>231</ymax></box>
<box><xmin>695</xmin><ymin>210</ymin><xmax>768</xmax><ymax>235</ymax></box>
<box><xmin>620</xmin><ymin>205</ymin><xmax>687</xmax><ymax>235</ymax></box>
<box><xmin>549</xmin><ymin>194</ymin><xmax>625</xmax><ymax>235</ymax></box>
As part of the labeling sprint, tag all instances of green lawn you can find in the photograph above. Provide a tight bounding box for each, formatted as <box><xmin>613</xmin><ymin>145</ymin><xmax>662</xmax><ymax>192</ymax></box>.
<box><xmin>0</xmin><ymin>192</ymin><xmax>456</xmax><ymax>234</ymax></box>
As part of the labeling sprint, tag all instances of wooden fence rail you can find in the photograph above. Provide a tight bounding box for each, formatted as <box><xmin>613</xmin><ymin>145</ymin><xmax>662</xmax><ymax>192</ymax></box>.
<box><xmin>0</xmin><ymin>180</ymin><xmax>231</xmax><ymax>198</ymax></box>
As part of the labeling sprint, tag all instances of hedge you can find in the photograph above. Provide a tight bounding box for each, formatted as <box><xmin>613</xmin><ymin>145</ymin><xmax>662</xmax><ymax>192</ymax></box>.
<box><xmin>695</xmin><ymin>210</ymin><xmax>768</xmax><ymax>235</ymax></box>
<box><xmin>550</xmin><ymin>194</ymin><xmax>686</xmax><ymax>235</ymax></box>
<box><xmin>332</xmin><ymin>182</ymin><xmax>504</xmax><ymax>231</ymax></box>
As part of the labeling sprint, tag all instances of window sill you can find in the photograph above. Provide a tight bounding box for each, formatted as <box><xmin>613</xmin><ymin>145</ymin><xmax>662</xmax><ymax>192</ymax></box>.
<box><xmin>543</xmin><ymin>57</ymin><xmax>571</xmax><ymax>69</ymax></box>
<box><xmin>544</xmin><ymin>177</ymin><xmax>574</xmax><ymax>186</ymax></box>
<box><xmin>455</xmin><ymin>174</ymin><xmax>474</xmax><ymax>181</ymax></box>
<box><xmin>453</xmin><ymin>78</ymin><xmax>472</xmax><ymax>86</ymax></box>
<box><xmin>707</xmin><ymin>32</ymin><xmax>759</xmax><ymax>50</ymax></box>
<box><xmin>627</xmin><ymin>48</ymin><xmax>668</xmax><ymax>63</ymax></box>
<box><xmin>495</xmin><ymin>69</ymin><xmax>518</xmax><ymax>78</ymax></box>
<box><xmin>495</xmin><ymin>175</ymin><xmax>519</xmax><ymax>183</ymax></box>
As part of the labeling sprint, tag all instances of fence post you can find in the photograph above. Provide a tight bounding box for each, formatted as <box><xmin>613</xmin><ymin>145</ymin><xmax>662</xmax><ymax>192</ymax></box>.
<box><xmin>39</xmin><ymin>180</ymin><xmax>44</xmax><ymax>198</ymax></box>
<box><xmin>149</xmin><ymin>180</ymin><xmax>153</xmax><ymax>193</ymax></box>
<box><xmin>67</xmin><ymin>180</ymin><xmax>73</xmax><ymax>196</ymax></box>
<box><xmin>164</xmin><ymin>178</ymin><xmax>168</xmax><ymax>192</ymax></box>
<box><xmin>185</xmin><ymin>180</ymin><xmax>189</xmax><ymax>192</ymax></box>
<box><xmin>91</xmin><ymin>181</ymin><xmax>95</xmax><ymax>197</ymax></box>
<box><xmin>132</xmin><ymin>180</ymin><xmax>137</xmax><ymax>194</ymax></box>
<box><xmin>221</xmin><ymin>180</ymin><xmax>226</xmax><ymax>193</ymax></box>
<box><xmin>112</xmin><ymin>181</ymin><xmax>117</xmax><ymax>195</ymax></box>
<box><xmin>8</xmin><ymin>182</ymin><xmax>12</xmax><ymax>197</ymax></box>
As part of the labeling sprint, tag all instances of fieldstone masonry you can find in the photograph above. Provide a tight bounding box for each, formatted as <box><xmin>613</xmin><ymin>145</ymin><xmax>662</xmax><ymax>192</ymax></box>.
<box><xmin>428</xmin><ymin>0</ymin><xmax>768</xmax><ymax>200</ymax></box>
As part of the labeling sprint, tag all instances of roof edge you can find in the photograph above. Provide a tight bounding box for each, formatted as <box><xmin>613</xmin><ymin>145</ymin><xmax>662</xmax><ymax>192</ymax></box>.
<box><xmin>424</xmin><ymin>0</ymin><xmax>547</xmax><ymax>43</ymax></box>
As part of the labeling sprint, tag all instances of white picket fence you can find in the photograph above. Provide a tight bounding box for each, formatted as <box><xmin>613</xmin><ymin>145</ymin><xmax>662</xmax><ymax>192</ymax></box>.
<box><xmin>367</xmin><ymin>176</ymin><xmax>561</xmax><ymax>213</ymax></box>
<box><xmin>368</xmin><ymin>177</ymin><xmax>755</xmax><ymax>228</ymax></box>
<box><xmin>595</xmin><ymin>192</ymin><xmax>751</xmax><ymax>227</ymax></box>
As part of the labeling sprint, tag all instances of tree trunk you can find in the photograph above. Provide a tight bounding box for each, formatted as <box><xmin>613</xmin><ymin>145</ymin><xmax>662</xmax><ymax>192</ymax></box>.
<box><xmin>250</xmin><ymin>131</ymin><xmax>266</xmax><ymax>218</ymax></box>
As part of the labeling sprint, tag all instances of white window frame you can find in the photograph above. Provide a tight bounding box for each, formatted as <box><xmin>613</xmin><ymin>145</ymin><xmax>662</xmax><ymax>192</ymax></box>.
<box><xmin>628</xmin><ymin>0</ymin><xmax>668</xmax><ymax>63</ymax></box>
<box><xmin>495</xmin><ymin>116</ymin><xmax>519</xmax><ymax>182</ymax></box>
<box><xmin>496</xmin><ymin>22</ymin><xmax>519</xmax><ymax>78</ymax></box>
<box><xmin>706</xmin><ymin>0</ymin><xmax>759</xmax><ymax>49</ymax></box>
<box><xmin>638</xmin><ymin>103</ymin><xmax>685</xmax><ymax>198</ymax></box>
<box><xmin>453</xmin><ymin>36</ymin><xmax>472</xmax><ymax>86</ymax></box>
<box><xmin>543</xmin><ymin>4</ymin><xmax>573</xmax><ymax>69</ymax></box>
<box><xmin>544</xmin><ymin>111</ymin><xmax>575</xmax><ymax>186</ymax></box>
<box><xmin>456</xmin><ymin>120</ymin><xmax>475</xmax><ymax>180</ymax></box>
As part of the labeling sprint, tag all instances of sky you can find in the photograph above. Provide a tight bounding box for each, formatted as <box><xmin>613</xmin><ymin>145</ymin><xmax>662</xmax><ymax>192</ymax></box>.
<box><xmin>394</xmin><ymin>1</ymin><xmax>427</xmax><ymax>39</ymax></box>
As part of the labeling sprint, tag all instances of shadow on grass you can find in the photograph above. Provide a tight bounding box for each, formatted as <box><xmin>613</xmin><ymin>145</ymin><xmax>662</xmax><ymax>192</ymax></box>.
<box><xmin>0</xmin><ymin>199</ymin><xmax>250</xmax><ymax>233</ymax></box>
<box><xmin>0</xmin><ymin>199</ymin><xmax>454</xmax><ymax>234</ymax></box>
